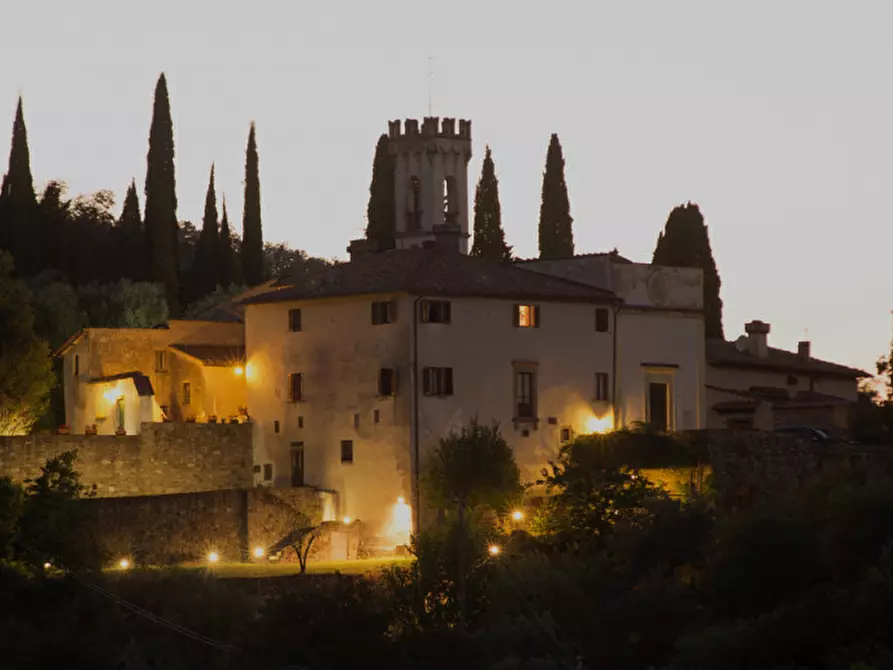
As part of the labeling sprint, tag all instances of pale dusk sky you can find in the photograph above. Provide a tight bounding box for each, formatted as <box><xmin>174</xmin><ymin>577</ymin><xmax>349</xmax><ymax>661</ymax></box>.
<box><xmin>1</xmin><ymin>1</ymin><xmax>890</xmax><ymax>377</ymax></box>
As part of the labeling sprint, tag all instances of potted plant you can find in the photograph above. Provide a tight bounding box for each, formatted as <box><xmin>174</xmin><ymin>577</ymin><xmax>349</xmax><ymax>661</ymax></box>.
<box><xmin>85</xmin><ymin>424</ymin><xmax>98</xmax><ymax>436</ymax></box>
<box><xmin>185</xmin><ymin>416</ymin><xmax>196</xmax><ymax>424</ymax></box>
<box><xmin>208</xmin><ymin>415</ymin><xmax>218</xmax><ymax>424</ymax></box>
<box><xmin>115</xmin><ymin>427</ymin><xmax>126</xmax><ymax>436</ymax></box>
<box><xmin>57</xmin><ymin>425</ymin><xmax>70</xmax><ymax>435</ymax></box>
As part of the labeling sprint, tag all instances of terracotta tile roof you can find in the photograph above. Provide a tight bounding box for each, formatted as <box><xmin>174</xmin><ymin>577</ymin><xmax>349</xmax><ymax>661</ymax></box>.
<box><xmin>88</xmin><ymin>372</ymin><xmax>155</xmax><ymax>397</ymax></box>
<box><xmin>706</xmin><ymin>339</ymin><xmax>869</xmax><ymax>379</ymax></box>
<box><xmin>170</xmin><ymin>344</ymin><xmax>246</xmax><ymax>367</ymax></box>
<box><xmin>708</xmin><ymin>384</ymin><xmax>852</xmax><ymax>412</ymax></box>
<box><xmin>243</xmin><ymin>248</ymin><xmax>619</xmax><ymax>305</ymax></box>
<box><xmin>514</xmin><ymin>249</ymin><xmax>633</xmax><ymax>264</ymax></box>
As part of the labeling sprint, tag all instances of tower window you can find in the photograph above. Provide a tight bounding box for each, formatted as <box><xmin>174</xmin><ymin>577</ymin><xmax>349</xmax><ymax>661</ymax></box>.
<box><xmin>406</xmin><ymin>177</ymin><xmax>421</xmax><ymax>230</ymax></box>
<box><xmin>443</xmin><ymin>176</ymin><xmax>458</xmax><ymax>225</ymax></box>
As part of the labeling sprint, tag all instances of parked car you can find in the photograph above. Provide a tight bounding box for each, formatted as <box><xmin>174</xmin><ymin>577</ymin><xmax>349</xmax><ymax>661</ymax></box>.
<box><xmin>774</xmin><ymin>425</ymin><xmax>832</xmax><ymax>442</ymax></box>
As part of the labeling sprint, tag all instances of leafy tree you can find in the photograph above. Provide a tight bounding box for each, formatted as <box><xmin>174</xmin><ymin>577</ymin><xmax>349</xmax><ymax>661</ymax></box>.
<box><xmin>652</xmin><ymin>202</ymin><xmax>724</xmax><ymax>339</ymax></box>
<box><xmin>425</xmin><ymin>419</ymin><xmax>522</xmax><ymax>625</ymax></box>
<box><xmin>241</xmin><ymin>122</ymin><xmax>263</xmax><ymax>286</ymax></box>
<box><xmin>0</xmin><ymin>97</ymin><xmax>39</xmax><ymax>276</ymax></box>
<box><xmin>218</xmin><ymin>197</ymin><xmax>236</xmax><ymax>288</ymax></box>
<box><xmin>37</xmin><ymin>181</ymin><xmax>71</xmax><ymax>277</ymax></box>
<box><xmin>144</xmin><ymin>73</ymin><xmax>179</xmax><ymax>308</ymax></box>
<box><xmin>538</xmin><ymin>134</ymin><xmax>574</xmax><ymax>259</ymax></box>
<box><xmin>365</xmin><ymin>133</ymin><xmax>395</xmax><ymax>251</ymax></box>
<box><xmin>76</xmin><ymin>280</ymin><xmax>168</xmax><ymax>328</ymax></box>
<box><xmin>29</xmin><ymin>281</ymin><xmax>87</xmax><ymax>352</ymax></box>
<box><xmin>470</xmin><ymin>146</ymin><xmax>512</xmax><ymax>261</ymax></box>
<box><xmin>193</xmin><ymin>164</ymin><xmax>219</xmax><ymax>299</ymax></box>
<box><xmin>115</xmin><ymin>179</ymin><xmax>143</xmax><ymax>281</ymax></box>
<box><xmin>0</xmin><ymin>252</ymin><xmax>54</xmax><ymax>435</ymax></box>
<box><xmin>184</xmin><ymin>283</ymin><xmax>247</xmax><ymax>319</ymax></box>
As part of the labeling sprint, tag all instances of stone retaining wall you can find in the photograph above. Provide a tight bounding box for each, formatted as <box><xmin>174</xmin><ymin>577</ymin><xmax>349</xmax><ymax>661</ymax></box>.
<box><xmin>0</xmin><ymin>423</ymin><xmax>253</xmax><ymax>497</ymax></box>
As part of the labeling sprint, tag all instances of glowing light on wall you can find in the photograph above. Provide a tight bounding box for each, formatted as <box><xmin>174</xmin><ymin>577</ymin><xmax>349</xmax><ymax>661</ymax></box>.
<box><xmin>342</xmin><ymin>516</ymin><xmax>352</xmax><ymax>525</ymax></box>
<box><xmin>511</xmin><ymin>510</ymin><xmax>524</xmax><ymax>521</ymax></box>
<box><xmin>118</xmin><ymin>558</ymin><xmax>131</xmax><ymax>570</ymax></box>
<box><xmin>585</xmin><ymin>414</ymin><xmax>614</xmax><ymax>434</ymax></box>
<box><xmin>253</xmin><ymin>546</ymin><xmax>265</xmax><ymax>558</ymax></box>
<box><xmin>207</xmin><ymin>551</ymin><xmax>220</xmax><ymax>563</ymax></box>
<box><xmin>488</xmin><ymin>544</ymin><xmax>501</xmax><ymax>556</ymax></box>
<box><xmin>234</xmin><ymin>366</ymin><xmax>244</xmax><ymax>376</ymax></box>
<box><xmin>103</xmin><ymin>385</ymin><xmax>123</xmax><ymax>403</ymax></box>
<box><xmin>380</xmin><ymin>496</ymin><xmax>413</xmax><ymax>549</ymax></box>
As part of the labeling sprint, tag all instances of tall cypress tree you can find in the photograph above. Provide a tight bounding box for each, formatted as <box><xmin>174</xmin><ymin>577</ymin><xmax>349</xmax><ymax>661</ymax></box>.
<box><xmin>652</xmin><ymin>202</ymin><xmax>724</xmax><ymax>339</ymax></box>
<box><xmin>0</xmin><ymin>97</ymin><xmax>39</xmax><ymax>275</ymax></box>
<box><xmin>218</xmin><ymin>197</ymin><xmax>234</xmax><ymax>288</ymax></box>
<box><xmin>470</xmin><ymin>146</ymin><xmax>512</xmax><ymax>261</ymax></box>
<box><xmin>365</xmin><ymin>134</ymin><xmax>395</xmax><ymax>251</ymax></box>
<box><xmin>538</xmin><ymin>133</ymin><xmax>574</xmax><ymax>259</ymax></box>
<box><xmin>193</xmin><ymin>164</ymin><xmax>219</xmax><ymax>297</ymax></box>
<box><xmin>144</xmin><ymin>73</ymin><xmax>179</xmax><ymax>307</ymax></box>
<box><xmin>117</xmin><ymin>179</ymin><xmax>144</xmax><ymax>280</ymax></box>
<box><xmin>241</xmin><ymin>122</ymin><xmax>263</xmax><ymax>286</ymax></box>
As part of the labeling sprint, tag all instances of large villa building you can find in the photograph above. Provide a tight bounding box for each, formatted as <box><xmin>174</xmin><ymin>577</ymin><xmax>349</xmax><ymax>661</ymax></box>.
<box><xmin>51</xmin><ymin>116</ymin><xmax>868</xmax><ymax>540</ymax></box>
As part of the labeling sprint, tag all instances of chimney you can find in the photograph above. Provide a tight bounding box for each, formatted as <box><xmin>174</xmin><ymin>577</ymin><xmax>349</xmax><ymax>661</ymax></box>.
<box><xmin>432</xmin><ymin>224</ymin><xmax>463</xmax><ymax>254</ymax></box>
<box><xmin>744</xmin><ymin>320</ymin><xmax>770</xmax><ymax>358</ymax></box>
<box><xmin>798</xmin><ymin>341</ymin><xmax>810</xmax><ymax>359</ymax></box>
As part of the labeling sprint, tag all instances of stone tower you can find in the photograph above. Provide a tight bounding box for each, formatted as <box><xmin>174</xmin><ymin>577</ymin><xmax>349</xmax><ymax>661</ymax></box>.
<box><xmin>387</xmin><ymin>116</ymin><xmax>472</xmax><ymax>253</ymax></box>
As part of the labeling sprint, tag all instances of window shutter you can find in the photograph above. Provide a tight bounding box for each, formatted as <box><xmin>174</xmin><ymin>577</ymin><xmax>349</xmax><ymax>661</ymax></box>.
<box><xmin>422</xmin><ymin>368</ymin><xmax>431</xmax><ymax>395</ymax></box>
<box><xmin>444</xmin><ymin>301</ymin><xmax>452</xmax><ymax>324</ymax></box>
<box><xmin>445</xmin><ymin>368</ymin><xmax>454</xmax><ymax>395</ymax></box>
<box><xmin>371</xmin><ymin>303</ymin><xmax>378</xmax><ymax>325</ymax></box>
<box><xmin>392</xmin><ymin>367</ymin><xmax>399</xmax><ymax>394</ymax></box>
<box><xmin>512</xmin><ymin>304</ymin><xmax>520</xmax><ymax>327</ymax></box>
<box><xmin>534</xmin><ymin>305</ymin><xmax>541</xmax><ymax>328</ymax></box>
<box><xmin>420</xmin><ymin>300</ymin><xmax>429</xmax><ymax>323</ymax></box>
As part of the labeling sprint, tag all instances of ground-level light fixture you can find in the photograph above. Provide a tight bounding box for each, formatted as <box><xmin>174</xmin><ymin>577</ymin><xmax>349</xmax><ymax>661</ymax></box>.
<box><xmin>234</xmin><ymin>366</ymin><xmax>244</xmax><ymax>376</ymax></box>
<box><xmin>585</xmin><ymin>414</ymin><xmax>613</xmax><ymax>435</ymax></box>
<box><xmin>253</xmin><ymin>546</ymin><xmax>265</xmax><ymax>559</ymax></box>
<box><xmin>488</xmin><ymin>544</ymin><xmax>502</xmax><ymax>556</ymax></box>
<box><xmin>397</xmin><ymin>496</ymin><xmax>405</xmax><ymax>505</ymax></box>
<box><xmin>43</xmin><ymin>562</ymin><xmax>51</xmax><ymax>569</ymax></box>
<box><xmin>118</xmin><ymin>558</ymin><xmax>131</xmax><ymax>570</ymax></box>
<box><xmin>511</xmin><ymin>510</ymin><xmax>524</xmax><ymax>521</ymax></box>
<box><xmin>342</xmin><ymin>516</ymin><xmax>352</xmax><ymax>525</ymax></box>
<box><xmin>207</xmin><ymin>551</ymin><xmax>220</xmax><ymax>564</ymax></box>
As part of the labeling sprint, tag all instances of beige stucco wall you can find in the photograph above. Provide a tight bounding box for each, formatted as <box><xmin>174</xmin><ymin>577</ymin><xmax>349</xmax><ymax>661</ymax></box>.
<box><xmin>611</xmin><ymin>264</ymin><xmax>703</xmax><ymax>310</ymax></box>
<box><xmin>200</xmin><ymin>367</ymin><xmax>248</xmax><ymax>420</ymax></box>
<box><xmin>244</xmin><ymin>295</ymin><xmax>412</xmax><ymax>535</ymax></box>
<box><xmin>615</xmin><ymin>309</ymin><xmax>706</xmax><ymax>430</ymax></box>
<box><xmin>61</xmin><ymin>321</ymin><xmax>245</xmax><ymax>433</ymax></box>
<box><xmin>415</xmin><ymin>296</ymin><xmax>615</xmax><ymax>488</ymax></box>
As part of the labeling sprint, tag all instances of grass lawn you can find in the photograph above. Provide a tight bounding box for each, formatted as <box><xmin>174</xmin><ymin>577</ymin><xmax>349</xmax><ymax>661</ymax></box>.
<box><xmin>171</xmin><ymin>556</ymin><xmax>414</xmax><ymax>579</ymax></box>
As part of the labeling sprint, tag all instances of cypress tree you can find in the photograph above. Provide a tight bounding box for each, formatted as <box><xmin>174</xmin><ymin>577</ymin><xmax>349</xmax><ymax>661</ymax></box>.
<box><xmin>365</xmin><ymin>134</ymin><xmax>395</xmax><ymax>251</ymax></box>
<box><xmin>241</xmin><ymin>122</ymin><xmax>263</xmax><ymax>286</ymax></box>
<box><xmin>193</xmin><ymin>164</ymin><xmax>219</xmax><ymax>297</ymax></box>
<box><xmin>537</xmin><ymin>133</ymin><xmax>574</xmax><ymax>259</ymax></box>
<box><xmin>652</xmin><ymin>202</ymin><xmax>724</xmax><ymax>339</ymax></box>
<box><xmin>144</xmin><ymin>73</ymin><xmax>179</xmax><ymax>307</ymax></box>
<box><xmin>117</xmin><ymin>179</ymin><xmax>144</xmax><ymax>280</ymax></box>
<box><xmin>0</xmin><ymin>97</ymin><xmax>39</xmax><ymax>275</ymax></box>
<box><xmin>218</xmin><ymin>197</ymin><xmax>234</xmax><ymax>288</ymax></box>
<box><xmin>470</xmin><ymin>146</ymin><xmax>512</xmax><ymax>261</ymax></box>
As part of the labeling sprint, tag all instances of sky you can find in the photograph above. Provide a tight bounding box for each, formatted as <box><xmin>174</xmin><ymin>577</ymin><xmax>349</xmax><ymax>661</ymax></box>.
<box><xmin>0</xmin><ymin>1</ymin><xmax>890</xmax><ymax>376</ymax></box>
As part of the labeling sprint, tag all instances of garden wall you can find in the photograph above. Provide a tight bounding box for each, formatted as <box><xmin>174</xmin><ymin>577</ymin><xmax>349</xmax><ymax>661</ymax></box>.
<box><xmin>0</xmin><ymin>423</ymin><xmax>253</xmax><ymax>497</ymax></box>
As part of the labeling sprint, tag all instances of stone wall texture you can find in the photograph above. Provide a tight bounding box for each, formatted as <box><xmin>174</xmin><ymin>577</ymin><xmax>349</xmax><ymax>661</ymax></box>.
<box><xmin>86</xmin><ymin>486</ymin><xmax>324</xmax><ymax>565</ymax></box>
<box><xmin>0</xmin><ymin>423</ymin><xmax>253</xmax><ymax>497</ymax></box>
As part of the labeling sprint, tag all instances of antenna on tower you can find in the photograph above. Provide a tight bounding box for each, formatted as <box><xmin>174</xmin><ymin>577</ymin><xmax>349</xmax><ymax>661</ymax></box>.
<box><xmin>427</xmin><ymin>54</ymin><xmax>435</xmax><ymax>115</ymax></box>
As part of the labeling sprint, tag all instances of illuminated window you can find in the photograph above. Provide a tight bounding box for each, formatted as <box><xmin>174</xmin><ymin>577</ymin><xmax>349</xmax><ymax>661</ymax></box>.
<box><xmin>423</xmin><ymin>367</ymin><xmax>453</xmax><ymax>396</ymax></box>
<box><xmin>288</xmin><ymin>308</ymin><xmax>302</xmax><ymax>332</ymax></box>
<box><xmin>155</xmin><ymin>350</ymin><xmax>168</xmax><ymax>372</ymax></box>
<box><xmin>182</xmin><ymin>382</ymin><xmax>191</xmax><ymax>405</ymax></box>
<box><xmin>594</xmin><ymin>373</ymin><xmax>609</xmax><ymax>401</ymax></box>
<box><xmin>595</xmin><ymin>308</ymin><xmax>609</xmax><ymax>333</ymax></box>
<box><xmin>289</xmin><ymin>373</ymin><xmax>304</xmax><ymax>402</ymax></box>
<box><xmin>513</xmin><ymin>304</ymin><xmax>540</xmax><ymax>328</ymax></box>
<box><xmin>420</xmin><ymin>299</ymin><xmax>451</xmax><ymax>324</ymax></box>
<box><xmin>372</xmin><ymin>300</ymin><xmax>396</xmax><ymax>325</ymax></box>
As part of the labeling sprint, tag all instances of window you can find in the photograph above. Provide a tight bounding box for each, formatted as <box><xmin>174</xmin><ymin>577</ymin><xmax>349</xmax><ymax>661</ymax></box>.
<box><xmin>595</xmin><ymin>308</ymin><xmax>610</xmax><ymax>333</ymax></box>
<box><xmin>373</xmin><ymin>409</ymin><xmax>380</xmax><ymax>424</ymax></box>
<box><xmin>648</xmin><ymin>382</ymin><xmax>670</xmax><ymax>432</ymax></box>
<box><xmin>379</xmin><ymin>368</ymin><xmax>396</xmax><ymax>396</ymax></box>
<box><xmin>787</xmin><ymin>374</ymin><xmax>798</xmax><ymax>386</ymax></box>
<box><xmin>515</xmin><ymin>370</ymin><xmax>536</xmax><ymax>419</ymax></box>
<box><xmin>443</xmin><ymin>176</ymin><xmax>458</xmax><ymax>224</ymax></box>
<box><xmin>406</xmin><ymin>177</ymin><xmax>422</xmax><ymax>229</ymax></box>
<box><xmin>372</xmin><ymin>300</ymin><xmax>396</xmax><ymax>325</ymax></box>
<box><xmin>288</xmin><ymin>308</ymin><xmax>302</xmax><ymax>332</ymax></box>
<box><xmin>298</xmin><ymin>416</ymin><xmax>304</xmax><ymax>429</ymax></box>
<box><xmin>155</xmin><ymin>350</ymin><xmax>168</xmax><ymax>372</ymax></box>
<box><xmin>423</xmin><ymin>367</ymin><xmax>454</xmax><ymax>396</ymax></box>
<box><xmin>341</xmin><ymin>440</ymin><xmax>354</xmax><ymax>464</ymax></box>
<box><xmin>420</xmin><ymin>299</ymin><xmax>451</xmax><ymax>324</ymax></box>
<box><xmin>274</xmin><ymin>420</ymin><xmax>280</xmax><ymax>434</ymax></box>
<box><xmin>290</xmin><ymin>442</ymin><xmax>304</xmax><ymax>487</ymax></box>
<box><xmin>560</xmin><ymin>427</ymin><xmax>572</xmax><ymax>444</ymax></box>
<box><xmin>263</xmin><ymin>463</ymin><xmax>274</xmax><ymax>482</ymax></box>
<box><xmin>513</xmin><ymin>304</ymin><xmax>540</xmax><ymax>328</ymax></box>
<box><xmin>353</xmin><ymin>413</ymin><xmax>360</xmax><ymax>429</ymax></box>
<box><xmin>289</xmin><ymin>373</ymin><xmax>304</xmax><ymax>402</ymax></box>
<box><xmin>182</xmin><ymin>382</ymin><xmax>191</xmax><ymax>405</ymax></box>
<box><xmin>594</xmin><ymin>373</ymin><xmax>609</xmax><ymax>401</ymax></box>
<box><xmin>74</xmin><ymin>355</ymin><xmax>79</xmax><ymax>376</ymax></box>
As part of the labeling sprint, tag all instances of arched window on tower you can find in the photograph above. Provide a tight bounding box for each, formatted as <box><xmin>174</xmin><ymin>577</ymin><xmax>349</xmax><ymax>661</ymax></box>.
<box><xmin>406</xmin><ymin>177</ymin><xmax>421</xmax><ymax>230</ymax></box>
<box><xmin>443</xmin><ymin>176</ymin><xmax>458</xmax><ymax>226</ymax></box>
